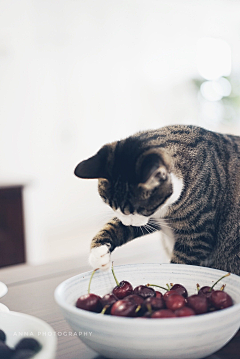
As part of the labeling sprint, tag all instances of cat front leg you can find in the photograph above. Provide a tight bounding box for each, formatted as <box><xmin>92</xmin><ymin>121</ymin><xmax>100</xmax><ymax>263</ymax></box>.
<box><xmin>89</xmin><ymin>217</ymin><xmax>136</xmax><ymax>270</ymax></box>
<box><xmin>88</xmin><ymin>217</ymin><xmax>157</xmax><ymax>270</ymax></box>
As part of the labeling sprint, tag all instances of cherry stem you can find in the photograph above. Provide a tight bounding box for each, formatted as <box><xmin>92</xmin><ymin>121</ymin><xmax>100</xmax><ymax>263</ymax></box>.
<box><xmin>101</xmin><ymin>305</ymin><xmax>109</xmax><ymax>314</ymax></box>
<box><xmin>210</xmin><ymin>272</ymin><xmax>230</xmax><ymax>291</ymax></box>
<box><xmin>111</xmin><ymin>262</ymin><xmax>120</xmax><ymax>287</ymax></box>
<box><xmin>135</xmin><ymin>305</ymin><xmax>142</xmax><ymax>314</ymax></box>
<box><xmin>196</xmin><ymin>283</ymin><xmax>200</xmax><ymax>292</ymax></box>
<box><xmin>146</xmin><ymin>303</ymin><xmax>152</xmax><ymax>314</ymax></box>
<box><xmin>88</xmin><ymin>269</ymin><xmax>97</xmax><ymax>294</ymax></box>
<box><xmin>146</xmin><ymin>283</ymin><xmax>169</xmax><ymax>291</ymax></box>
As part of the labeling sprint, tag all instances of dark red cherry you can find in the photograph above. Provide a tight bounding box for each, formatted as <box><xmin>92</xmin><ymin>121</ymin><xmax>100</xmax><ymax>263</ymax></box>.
<box><xmin>113</xmin><ymin>281</ymin><xmax>133</xmax><ymax>299</ymax></box>
<box><xmin>170</xmin><ymin>284</ymin><xmax>188</xmax><ymax>298</ymax></box>
<box><xmin>165</xmin><ymin>293</ymin><xmax>186</xmax><ymax>311</ymax></box>
<box><xmin>133</xmin><ymin>285</ymin><xmax>155</xmax><ymax>299</ymax></box>
<box><xmin>198</xmin><ymin>286</ymin><xmax>213</xmax><ymax>299</ymax></box>
<box><xmin>155</xmin><ymin>291</ymin><xmax>163</xmax><ymax>298</ymax></box>
<box><xmin>144</xmin><ymin>297</ymin><xmax>165</xmax><ymax>311</ymax></box>
<box><xmin>142</xmin><ymin>311</ymin><xmax>152</xmax><ymax>318</ymax></box>
<box><xmin>163</xmin><ymin>289</ymin><xmax>178</xmax><ymax>301</ymax></box>
<box><xmin>76</xmin><ymin>293</ymin><xmax>103</xmax><ymax>313</ymax></box>
<box><xmin>125</xmin><ymin>295</ymin><xmax>146</xmax><ymax>316</ymax></box>
<box><xmin>187</xmin><ymin>294</ymin><xmax>208</xmax><ymax>314</ymax></box>
<box><xmin>209</xmin><ymin>290</ymin><xmax>233</xmax><ymax>309</ymax></box>
<box><xmin>111</xmin><ymin>263</ymin><xmax>133</xmax><ymax>299</ymax></box>
<box><xmin>110</xmin><ymin>299</ymin><xmax>137</xmax><ymax>317</ymax></box>
<box><xmin>100</xmin><ymin>293</ymin><xmax>118</xmax><ymax>314</ymax></box>
<box><xmin>175</xmin><ymin>307</ymin><xmax>195</xmax><ymax>317</ymax></box>
<box><xmin>101</xmin><ymin>293</ymin><xmax>118</xmax><ymax>307</ymax></box>
<box><xmin>125</xmin><ymin>294</ymin><xmax>144</xmax><ymax>305</ymax></box>
<box><xmin>151</xmin><ymin>309</ymin><xmax>177</xmax><ymax>318</ymax></box>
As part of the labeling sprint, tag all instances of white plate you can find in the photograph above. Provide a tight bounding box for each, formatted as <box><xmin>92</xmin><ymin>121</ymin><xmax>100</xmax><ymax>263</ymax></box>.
<box><xmin>0</xmin><ymin>311</ymin><xmax>57</xmax><ymax>359</ymax></box>
<box><xmin>0</xmin><ymin>281</ymin><xmax>8</xmax><ymax>298</ymax></box>
<box><xmin>0</xmin><ymin>303</ymin><xmax>9</xmax><ymax>312</ymax></box>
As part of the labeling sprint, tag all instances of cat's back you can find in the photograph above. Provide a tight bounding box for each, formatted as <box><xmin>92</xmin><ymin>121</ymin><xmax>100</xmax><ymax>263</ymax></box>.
<box><xmin>137</xmin><ymin>124</ymin><xmax>240</xmax><ymax>151</ymax></box>
<box><xmin>134</xmin><ymin>125</ymin><xmax>240</xmax><ymax>184</ymax></box>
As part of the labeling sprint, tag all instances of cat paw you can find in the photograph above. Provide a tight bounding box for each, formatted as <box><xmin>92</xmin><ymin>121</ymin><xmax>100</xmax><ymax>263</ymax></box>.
<box><xmin>89</xmin><ymin>244</ymin><xmax>111</xmax><ymax>271</ymax></box>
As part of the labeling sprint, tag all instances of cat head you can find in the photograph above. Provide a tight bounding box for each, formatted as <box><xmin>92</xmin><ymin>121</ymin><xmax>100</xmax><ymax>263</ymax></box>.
<box><xmin>74</xmin><ymin>137</ymin><xmax>174</xmax><ymax>226</ymax></box>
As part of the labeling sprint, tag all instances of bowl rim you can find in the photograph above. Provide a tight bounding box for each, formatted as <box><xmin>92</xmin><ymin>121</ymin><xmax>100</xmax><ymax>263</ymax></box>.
<box><xmin>54</xmin><ymin>263</ymin><xmax>240</xmax><ymax>326</ymax></box>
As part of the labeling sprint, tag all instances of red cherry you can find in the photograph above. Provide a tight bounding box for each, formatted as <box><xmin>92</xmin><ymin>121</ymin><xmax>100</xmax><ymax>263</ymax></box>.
<box><xmin>101</xmin><ymin>293</ymin><xmax>118</xmax><ymax>307</ymax></box>
<box><xmin>155</xmin><ymin>291</ymin><xmax>163</xmax><ymax>298</ymax></box>
<box><xmin>76</xmin><ymin>293</ymin><xmax>103</xmax><ymax>313</ymax></box>
<box><xmin>125</xmin><ymin>294</ymin><xmax>144</xmax><ymax>305</ymax></box>
<box><xmin>111</xmin><ymin>263</ymin><xmax>133</xmax><ymax>299</ymax></box>
<box><xmin>110</xmin><ymin>299</ymin><xmax>137</xmax><ymax>317</ymax></box>
<box><xmin>170</xmin><ymin>284</ymin><xmax>188</xmax><ymax>298</ymax></box>
<box><xmin>198</xmin><ymin>286</ymin><xmax>214</xmax><ymax>298</ymax></box>
<box><xmin>209</xmin><ymin>290</ymin><xmax>233</xmax><ymax>309</ymax></box>
<box><xmin>100</xmin><ymin>293</ymin><xmax>118</xmax><ymax>314</ymax></box>
<box><xmin>144</xmin><ymin>297</ymin><xmax>165</xmax><ymax>311</ymax></box>
<box><xmin>165</xmin><ymin>293</ymin><xmax>186</xmax><ymax>311</ymax></box>
<box><xmin>142</xmin><ymin>311</ymin><xmax>152</xmax><ymax>318</ymax></box>
<box><xmin>163</xmin><ymin>289</ymin><xmax>179</xmax><ymax>301</ymax></box>
<box><xmin>113</xmin><ymin>281</ymin><xmax>133</xmax><ymax>299</ymax></box>
<box><xmin>175</xmin><ymin>307</ymin><xmax>195</xmax><ymax>317</ymax></box>
<box><xmin>187</xmin><ymin>294</ymin><xmax>208</xmax><ymax>314</ymax></box>
<box><xmin>125</xmin><ymin>295</ymin><xmax>146</xmax><ymax>316</ymax></box>
<box><xmin>133</xmin><ymin>285</ymin><xmax>156</xmax><ymax>299</ymax></box>
<box><xmin>151</xmin><ymin>309</ymin><xmax>177</xmax><ymax>318</ymax></box>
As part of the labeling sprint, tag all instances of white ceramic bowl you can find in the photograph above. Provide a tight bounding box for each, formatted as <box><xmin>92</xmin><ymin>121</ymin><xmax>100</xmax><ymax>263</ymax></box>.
<box><xmin>55</xmin><ymin>263</ymin><xmax>240</xmax><ymax>359</ymax></box>
<box><xmin>0</xmin><ymin>311</ymin><xmax>57</xmax><ymax>359</ymax></box>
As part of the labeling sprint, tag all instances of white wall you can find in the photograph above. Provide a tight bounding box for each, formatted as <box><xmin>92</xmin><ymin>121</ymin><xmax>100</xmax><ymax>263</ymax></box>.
<box><xmin>1</xmin><ymin>0</ymin><xmax>240</xmax><ymax>265</ymax></box>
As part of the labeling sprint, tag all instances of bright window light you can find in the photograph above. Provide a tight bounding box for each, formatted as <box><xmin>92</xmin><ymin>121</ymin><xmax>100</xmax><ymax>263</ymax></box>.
<box><xmin>200</xmin><ymin>78</ymin><xmax>231</xmax><ymax>102</ymax></box>
<box><xmin>197</xmin><ymin>38</ymin><xmax>231</xmax><ymax>80</ymax></box>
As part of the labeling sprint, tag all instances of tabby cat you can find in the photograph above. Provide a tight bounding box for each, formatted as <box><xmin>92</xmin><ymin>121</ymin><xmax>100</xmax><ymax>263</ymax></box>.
<box><xmin>74</xmin><ymin>125</ymin><xmax>240</xmax><ymax>275</ymax></box>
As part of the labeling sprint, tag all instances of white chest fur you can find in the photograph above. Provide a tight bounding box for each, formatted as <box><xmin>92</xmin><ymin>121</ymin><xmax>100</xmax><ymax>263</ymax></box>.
<box><xmin>150</xmin><ymin>173</ymin><xmax>183</xmax><ymax>259</ymax></box>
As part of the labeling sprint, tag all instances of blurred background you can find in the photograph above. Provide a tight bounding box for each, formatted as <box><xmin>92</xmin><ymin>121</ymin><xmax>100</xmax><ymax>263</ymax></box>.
<box><xmin>1</xmin><ymin>0</ymin><xmax>240</xmax><ymax>268</ymax></box>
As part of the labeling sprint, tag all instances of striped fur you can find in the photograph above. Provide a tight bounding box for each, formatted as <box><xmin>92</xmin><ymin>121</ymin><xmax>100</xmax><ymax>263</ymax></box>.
<box><xmin>75</xmin><ymin>125</ymin><xmax>240</xmax><ymax>275</ymax></box>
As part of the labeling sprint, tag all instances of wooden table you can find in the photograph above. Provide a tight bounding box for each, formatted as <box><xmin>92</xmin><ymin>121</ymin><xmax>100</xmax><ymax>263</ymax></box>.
<box><xmin>0</xmin><ymin>257</ymin><xmax>240</xmax><ymax>359</ymax></box>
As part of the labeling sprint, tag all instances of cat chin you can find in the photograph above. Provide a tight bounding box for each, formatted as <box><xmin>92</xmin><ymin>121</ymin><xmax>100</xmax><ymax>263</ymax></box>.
<box><xmin>114</xmin><ymin>209</ymin><xmax>149</xmax><ymax>227</ymax></box>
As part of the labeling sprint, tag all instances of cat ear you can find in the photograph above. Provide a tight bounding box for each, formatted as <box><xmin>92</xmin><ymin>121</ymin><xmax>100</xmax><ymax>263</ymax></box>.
<box><xmin>74</xmin><ymin>145</ymin><xmax>110</xmax><ymax>179</ymax></box>
<box><xmin>138</xmin><ymin>150</ymin><xmax>172</xmax><ymax>191</ymax></box>
<box><xmin>139</xmin><ymin>165</ymin><xmax>168</xmax><ymax>191</ymax></box>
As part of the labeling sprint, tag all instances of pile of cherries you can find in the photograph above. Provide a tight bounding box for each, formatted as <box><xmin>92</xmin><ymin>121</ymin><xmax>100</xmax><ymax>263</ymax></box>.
<box><xmin>0</xmin><ymin>330</ymin><xmax>41</xmax><ymax>359</ymax></box>
<box><xmin>76</xmin><ymin>265</ymin><xmax>233</xmax><ymax>318</ymax></box>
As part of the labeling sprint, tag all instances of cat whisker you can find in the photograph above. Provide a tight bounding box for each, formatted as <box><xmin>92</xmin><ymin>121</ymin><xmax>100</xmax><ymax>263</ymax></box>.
<box><xmin>143</xmin><ymin>225</ymin><xmax>151</xmax><ymax>235</ymax></box>
<box><xmin>143</xmin><ymin>223</ymin><xmax>158</xmax><ymax>234</ymax></box>
<box><xmin>149</xmin><ymin>217</ymin><xmax>173</xmax><ymax>224</ymax></box>
<box><xmin>139</xmin><ymin>226</ymin><xmax>145</xmax><ymax>236</ymax></box>
<box><xmin>149</xmin><ymin>217</ymin><xmax>173</xmax><ymax>231</ymax></box>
